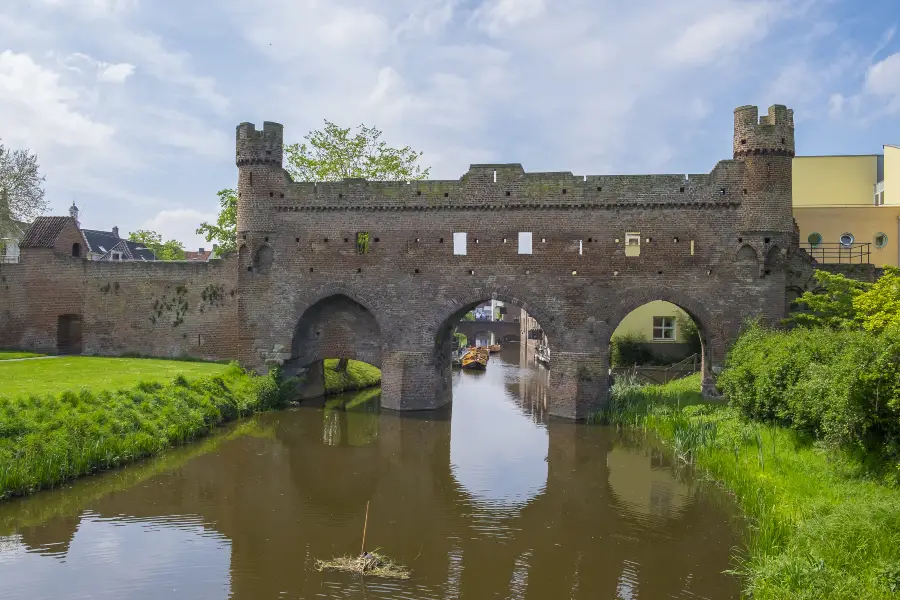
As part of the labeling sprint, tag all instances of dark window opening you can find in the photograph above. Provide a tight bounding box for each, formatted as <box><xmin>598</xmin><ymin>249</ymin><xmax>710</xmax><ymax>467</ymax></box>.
<box><xmin>71</xmin><ymin>243</ymin><xmax>81</xmax><ymax>257</ymax></box>
<box><xmin>680</xmin><ymin>187</ymin><xmax>685</xmax><ymax>193</ymax></box>
<box><xmin>562</xmin><ymin>188</ymin><xmax>567</xmax><ymax>194</ymax></box>
<box><xmin>444</xmin><ymin>192</ymin><xmax>449</xmax><ymax>198</ymax></box>
<box><xmin>764</xmin><ymin>237</ymin><xmax>771</xmax><ymax>244</ymax></box>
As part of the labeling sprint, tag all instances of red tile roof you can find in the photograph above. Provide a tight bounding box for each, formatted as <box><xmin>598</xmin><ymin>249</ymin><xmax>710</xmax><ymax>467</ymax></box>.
<box><xmin>184</xmin><ymin>250</ymin><xmax>213</xmax><ymax>261</ymax></box>
<box><xmin>19</xmin><ymin>217</ymin><xmax>76</xmax><ymax>248</ymax></box>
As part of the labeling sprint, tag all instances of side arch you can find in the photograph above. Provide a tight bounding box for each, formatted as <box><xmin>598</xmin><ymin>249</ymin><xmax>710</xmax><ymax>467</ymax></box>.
<box><xmin>603</xmin><ymin>287</ymin><xmax>725</xmax><ymax>393</ymax></box>
<box><xmin>287</xmin><ymin>283</ymin><xmax>387</xmax><ymax>369</ymax></box>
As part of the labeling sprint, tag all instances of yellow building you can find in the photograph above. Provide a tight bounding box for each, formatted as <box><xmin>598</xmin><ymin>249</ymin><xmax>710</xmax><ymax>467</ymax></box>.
<box><xmin>614</xmin><ymin>146</ymin><xmax>899</xmax><ymax>355</ymax></box>
<box><xmin>793</xmin><ymin>146</ymin><xmax>900</xmax><ymax>267</ymax></box>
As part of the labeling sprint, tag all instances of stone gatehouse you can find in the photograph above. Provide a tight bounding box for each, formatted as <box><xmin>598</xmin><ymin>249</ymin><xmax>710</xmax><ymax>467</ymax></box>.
<box><xmin>2</xmin><ymin>103</ymin><xmax>832</xmax><ymax>419</ymax></box>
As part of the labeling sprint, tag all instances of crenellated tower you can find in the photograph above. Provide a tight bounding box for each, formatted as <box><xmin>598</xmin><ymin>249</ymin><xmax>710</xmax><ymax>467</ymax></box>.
<box><xmin>235</xmin><ymin>121</ymin><xmax>286</xmax><ymax>244</ymax></box>
<box><xmin>733</xmin><ymin>104</ymin><xmax>795</xmax><ymax>235</ymax></box>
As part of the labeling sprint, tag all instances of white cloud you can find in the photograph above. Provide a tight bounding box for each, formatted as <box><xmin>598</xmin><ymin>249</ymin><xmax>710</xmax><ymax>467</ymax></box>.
<box><xmin>828</xmin><ymin>93</ymin><xmax>845</xmax><ymax>117</ymax></box>
<box><xmin>140</xmin><ymin>208</ymin><xmax>218</xmax><ymax>250</ymax></box>
<box><xmin>97</xmin><ymin>62</ymin><xmax>134</xmax><ymax>83</ymax></box>
<box><xmin>866</xmin><ymin>52</ymin><xmax>900</xmax><ymax>97</ymax></box>
<box><xmin>35</xmin><ymin>0</ymin><xmax>136</xmax><ymax>19</ymax></box>
<box><xmin>0</xmin><ymin>50</ymin><xmax>114</xmax><ymax>150</ymax></box>
<box><xmin>475</xmin><ymin>0</ymin><xmax>546</xmax><ymax>36</ymax></box>
<box><xmin>110</xmin><ymin>32</ymin><xmax>229</xmax><ymax>112</ymax></box>
<box><xmin>665</xmin><ymin>2</ymin><xmax>775</xmax><ymax>66</ymax></box>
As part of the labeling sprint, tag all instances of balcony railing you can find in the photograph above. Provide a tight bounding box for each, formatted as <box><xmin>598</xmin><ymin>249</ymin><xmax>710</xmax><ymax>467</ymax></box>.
<box><xmin>803</xmin><ymin>242</ymin><xmax>871</xmax><ymax>264</ymax></box>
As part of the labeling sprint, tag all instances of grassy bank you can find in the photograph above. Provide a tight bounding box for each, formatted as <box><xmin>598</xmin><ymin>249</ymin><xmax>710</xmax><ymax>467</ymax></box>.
<box><xmin>0</xmin><ymin>356</ymin><xmax>229</xmax><ymax>397</ymax></box>
<box><xmin>0</xmin><ymin>360</ymin><xmax>290</xmax><ymax>500</ymax></box>
<box><xmin>592</xmin><ymin>374</ymin><xmax>900</xmax><ymax>599</ymax></box>
<box><xmin>0</xmin><ymin>351</ymin><xmax>45</xmax><ymax>361</ymax></box>
<box><xmin>323</xmin><ymin>359</ymin><xmax>381</xmax><ymax>395</ymax></box>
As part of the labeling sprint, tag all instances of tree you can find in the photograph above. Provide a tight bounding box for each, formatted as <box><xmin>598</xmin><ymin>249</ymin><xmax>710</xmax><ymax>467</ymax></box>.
<box><xmin>853</xmin><ymin>266</ymin><xmax>900</xmax><ymax>333</ymax></box>
<box><xmin>284</xmin><ymin>120</ymin><xmax>430</xmax><ymax>182</ymax></box>
<box><xmin>0</xmin><ymin>139</ymin><xmax>47</xmax><ymax>226</ymax></box>
<box><xmin>196</xmin><ymin>189</ymin><xmax>237</xmax><ymax>255</ymax></box>
<box><xmin>128</xmin><ymin>229</ymin><xmax>186</xmax><ymax>261</ymax></box>
<box><xmin>788</xmin><ymin>268</ymin><xmax>900</xmax><ymax>333</ymax></box>
<box><xmin>197</xmin><ymin>122</ymin><xmax>429</xmax><ymax>252</ymax></box>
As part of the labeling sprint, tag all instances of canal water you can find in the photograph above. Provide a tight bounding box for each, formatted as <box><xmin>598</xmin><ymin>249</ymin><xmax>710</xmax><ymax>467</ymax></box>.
<box><xmin>0</xmin><ymin>347</ymin><xmax>741</xmax><ymax>599</ymax></box>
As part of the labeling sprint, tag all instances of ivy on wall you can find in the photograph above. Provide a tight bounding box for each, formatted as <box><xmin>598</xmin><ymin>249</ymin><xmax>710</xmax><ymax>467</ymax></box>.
<box><xmin>149</xmin><ymin>285</ymin><xmax>189</xmax><ymax>327</ymax></box>
<box><xmin>356</xmin><ymin>232</ymin><xmax>370</xmax><ymax>255</ymax></box>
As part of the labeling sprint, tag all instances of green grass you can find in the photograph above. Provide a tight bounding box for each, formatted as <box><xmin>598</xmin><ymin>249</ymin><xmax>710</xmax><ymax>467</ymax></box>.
<box><xmin>592</xmin><ymin>374</ymin><xmax>900</xmax><ymax>599</ymax></box>
<box><xmin>0</xmin><ymin>356</ymin><xmax>228</xmax><ymax>397</ymax></box>
<box><xmin>0</xmin><ymin>361</ymin><xmax>288</xmax><ymax>500</ymax></box>
<box><xmin>323</xmin><ymin>359</ymin><xmax>381</xmax><ymax>395</ymax></box>
<box><xmin>0</xmin><ymin>351</ymin><xmax>45</xmax><ymax>361</ymax></box>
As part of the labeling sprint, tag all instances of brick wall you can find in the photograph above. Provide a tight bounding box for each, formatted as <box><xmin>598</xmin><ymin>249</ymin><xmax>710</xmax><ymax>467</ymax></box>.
<box><xmin>1</xmin><ymin>103</ymin><xmax>808</xmax><ymax>420</ymax></box>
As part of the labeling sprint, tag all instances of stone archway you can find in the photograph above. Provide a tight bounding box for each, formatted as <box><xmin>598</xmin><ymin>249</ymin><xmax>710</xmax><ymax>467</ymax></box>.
<box><xmin>604</xmin><ymin>289</ymin><xmax>723</xmax><ymax>397</ymax></box>
<box><xmin>289</xmin><ymin>294</ymin><xmax>382</xmax><ymax>370</ymax></box>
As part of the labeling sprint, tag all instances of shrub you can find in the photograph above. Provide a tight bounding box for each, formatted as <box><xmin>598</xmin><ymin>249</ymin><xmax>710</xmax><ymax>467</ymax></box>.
<box><xmin>718</xmin><ymin>322</ymin><xmax>900</xmax><ymax>467</ymax></box>
<box><xmin>610</xmin><ymin>332</ymin><xmax>653</xmax><ymax>367</ymax></box>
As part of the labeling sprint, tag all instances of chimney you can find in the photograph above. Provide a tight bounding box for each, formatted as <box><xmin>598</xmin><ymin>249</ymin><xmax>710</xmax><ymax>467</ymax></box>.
<box><xmin>112</xmin><ymin>226</ymin><xmax>119</xmax><ymax>239</ymax></box>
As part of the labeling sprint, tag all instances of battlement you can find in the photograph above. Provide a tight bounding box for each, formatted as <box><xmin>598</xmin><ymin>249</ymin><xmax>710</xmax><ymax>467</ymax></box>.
<box><xmin>733</xmin><ymin>104</ymin><xmax>794</xmax><ymax>158</ymax></box>
<box><xmin>236</xmin><ymin>121</ymin><xmax>284</xmax><ymax>167</ymax></box>
<box><xmin>269</xmin><ymin>162</ymin><xmax>744</xmax><ymax>211</ymax></box>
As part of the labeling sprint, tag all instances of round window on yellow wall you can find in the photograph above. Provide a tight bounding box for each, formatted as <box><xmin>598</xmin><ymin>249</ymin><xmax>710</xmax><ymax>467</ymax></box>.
<box><xmin>839</xmin><ymin>233</ymin><xmax>855</xmax><ymax>247</ymax></box>
<box><xmin>874</xmin><ymin>232</ymin><xmax>888</xmax><ymax>249</ymax></box>
<box><xmin>807</xmin><ymin>232</ymin><xmax>822</xmax><ymax>247</ymax></box>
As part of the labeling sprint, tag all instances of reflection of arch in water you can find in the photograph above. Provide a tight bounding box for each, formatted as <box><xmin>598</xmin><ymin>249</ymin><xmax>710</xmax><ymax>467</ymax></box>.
<box><xmin>449</xmin><ymin>351</ymin><xmax>549</xmax><ymax>509</ymax></box>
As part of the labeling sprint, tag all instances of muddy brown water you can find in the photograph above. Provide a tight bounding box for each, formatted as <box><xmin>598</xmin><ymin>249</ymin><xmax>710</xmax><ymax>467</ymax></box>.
<box><xmin>0</xmin><ymin>347</ymin><xmax>741</xmax><ymax>599</ymax></box>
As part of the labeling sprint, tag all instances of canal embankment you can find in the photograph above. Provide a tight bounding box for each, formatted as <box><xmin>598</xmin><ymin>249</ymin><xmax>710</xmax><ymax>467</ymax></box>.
<box><xmin>0</xmin><ymin>357</ymin><xmax>292</xmax><ymax>501</ymax></box>
<box><xmin>592</xmin><ymin>321</ymin><xmax>900</xmax><ymax>600</ymax></box>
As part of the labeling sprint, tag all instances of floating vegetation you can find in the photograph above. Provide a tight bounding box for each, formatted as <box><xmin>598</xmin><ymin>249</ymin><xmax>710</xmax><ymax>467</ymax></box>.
<box><xmin>316</xmin><ymin>501</ymin><xmax>411</xmax><ymax>580</ymax></box>
<box><xmin>315</xmin><ymin>551</ymin><xmax>411</xmax><ymax>580</ymax></box>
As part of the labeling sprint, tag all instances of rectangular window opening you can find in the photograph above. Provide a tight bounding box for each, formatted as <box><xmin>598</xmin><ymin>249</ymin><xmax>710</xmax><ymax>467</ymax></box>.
<box><xmin>625</xmin><ymin>232</ymin><xmax>641</xmax><ymax>257</ymax></box>
<box><xmin>652</xmin><ymin>316</ymin><xmax>676</xmax><ymax>341</ymax></box>
<box><xmin>690</xmin><ymin>240</ymin><xmax>695</xmax><ymax>256</ymax></box>
<box><xmin>518</xmin><ymin>232</ymin><xmax>533</xmax><ymax>254</ymax></box>
<box><xmin>578</xmin><ymin>239</ymin><xmax>583</xmax><ymax>255</ymax></box>
<box><xmin>453</xmin><ymin>232</ymin><xmax>467</xmax><ymax>255</ymax></box>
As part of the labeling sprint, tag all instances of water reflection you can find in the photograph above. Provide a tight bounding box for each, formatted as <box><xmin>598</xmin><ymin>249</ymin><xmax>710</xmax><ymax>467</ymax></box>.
<box><xmin>0</xmin><ymin>345</ymin><xmax>741</xmax><ymax>599</ymax></box>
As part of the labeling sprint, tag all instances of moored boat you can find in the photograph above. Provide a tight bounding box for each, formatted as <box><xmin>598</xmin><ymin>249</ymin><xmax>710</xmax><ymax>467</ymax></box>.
<box><xmin>535</xmin><ymin>344</ymin><xmax>550</xmax><ymax>365</ymax></box>
<box><xmin>461</xmin><ymin>347</ymin><xmax>489</xmax><ymax>370</ymax></box>
<box><xmin>487</xmin><ymin>344</ymin><xmax>502</xmax><ymax>353</ymax></box>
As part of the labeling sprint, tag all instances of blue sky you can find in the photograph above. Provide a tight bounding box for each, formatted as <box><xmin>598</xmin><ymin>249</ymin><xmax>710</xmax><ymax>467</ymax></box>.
<box><xmin>1</xmin><ymin>0</ymin><xmax>898</xmax><ymax>248</ymax></box>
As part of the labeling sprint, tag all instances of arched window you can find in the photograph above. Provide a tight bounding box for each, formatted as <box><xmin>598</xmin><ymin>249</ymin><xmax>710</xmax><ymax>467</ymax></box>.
<box><xmin>807</xmin><ymin>232</ymin><xmax>822</xmax><ymax>248</ymax></box>
<box><xmin>875</xmin><ymin>232</ymin><xmax>888</xmax><ymax>249</ymax></box>
<box><xmin>72</xmin><ymin>243</ymin><xmax>81</xmax><ymax>257</ymax></box>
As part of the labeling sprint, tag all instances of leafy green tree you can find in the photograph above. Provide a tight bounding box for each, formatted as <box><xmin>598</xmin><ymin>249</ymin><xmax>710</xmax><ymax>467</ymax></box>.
<box><xmin>128</xmin><ymin>229</ymin><xmax>186</xmax><ymax>261</ymax></box>
<box><xmin>198</xmin><ymin>122</ymin><xmax>429</xmax><ymax>252</ymax></box>
<box><xmin>284</xmin><ymin>120</ymin><xmax>430</xmax><ymax>182</ymax></box>
<box><xmin>788</xmin><ymin>270</ymin><xmax>871</xmax><ymax>330</ymax></box>
<box><xmin>196</xmin><ymin>189</ymin><xmax>237</xmax><ymax>255</ymax></box>
<box><xmin>853</xmin><ymin>266</ymin><xmax>900</xmax><ymax>333</ymax></box>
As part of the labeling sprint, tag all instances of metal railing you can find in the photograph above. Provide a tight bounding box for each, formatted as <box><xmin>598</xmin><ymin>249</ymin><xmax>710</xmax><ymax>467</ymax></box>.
<box><xmin>803</xmin><ymin>242</ymin><xmax>871</xmax><ymax>264</ymax></box>
<box><xmin>0</xmin><ymin>255</ymin><xmax>19</xmax><ymax>264</ymax></box>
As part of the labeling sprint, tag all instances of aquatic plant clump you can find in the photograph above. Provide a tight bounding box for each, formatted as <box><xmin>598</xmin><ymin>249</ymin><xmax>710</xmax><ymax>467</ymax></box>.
<box><xmin>315</xmin><ymin>551</ymin><xmax>411</xmax><ymax>580</ymax></box>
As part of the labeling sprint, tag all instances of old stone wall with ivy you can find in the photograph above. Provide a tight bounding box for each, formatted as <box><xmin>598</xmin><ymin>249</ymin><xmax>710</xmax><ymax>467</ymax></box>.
<box><xmin>0</xmin><ymin>241</ymin><xmax>238</xmax><ymax>359</ymax></box>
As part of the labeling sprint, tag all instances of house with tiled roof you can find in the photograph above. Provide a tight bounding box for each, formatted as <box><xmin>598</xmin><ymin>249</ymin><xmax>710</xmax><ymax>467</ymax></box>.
<box><xmin>184</xmin><ymin>246</ymin><xmax>217</xmax><ymax>262</ymax></box>
<box><xmin>17</xmin><ymin>203</ymin><xmax>157</xmax><ymax>262</ymax></box>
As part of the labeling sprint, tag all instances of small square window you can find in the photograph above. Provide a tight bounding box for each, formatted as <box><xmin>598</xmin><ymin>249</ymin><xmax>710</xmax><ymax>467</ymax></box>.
<box><xmin>625</xmin><ymin>232</ymin><xmax>641</xmax><ymax>257</ymax></box>
<box><xmin>518</xmin><ymin>232</ymin><xmax>532</xmax><ymax>254</ymax></box>
<box><xmin>652</xmin><ymin>317</ymin><xmax>676</xmax><ymax>341</ymax></box>
<box><xmin>453</xmin><ymin>232</ymin><xmax>467</xmax><ymax>255</ymax></box>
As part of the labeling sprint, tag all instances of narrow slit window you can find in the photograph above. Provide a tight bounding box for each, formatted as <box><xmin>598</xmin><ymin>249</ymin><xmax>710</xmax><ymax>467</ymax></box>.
<box><xmin>578</xmin><ymin>240</ymin><xmax>583</xmax><ymax>255</ymax></box>
<box><xmin>518</xmin><ymin>232</ymin><xmax>532</xmax><ymax>254</ymax></box>
<box><xmin>690</xmin><ymin>240</ymin><xmax>695</xmax><ymax>256</ymax></box>
<box><xmin>453</xmin><ymin>232</ymin><xmax>467</xmax><ymax>255</ymax></box>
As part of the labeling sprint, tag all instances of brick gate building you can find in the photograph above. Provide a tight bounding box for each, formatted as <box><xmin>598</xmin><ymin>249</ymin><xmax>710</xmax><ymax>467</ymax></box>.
<box><xmin>1</xmin><ymin>104</ymin><xmax>834</xmax><ymax>419</ymax></box>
